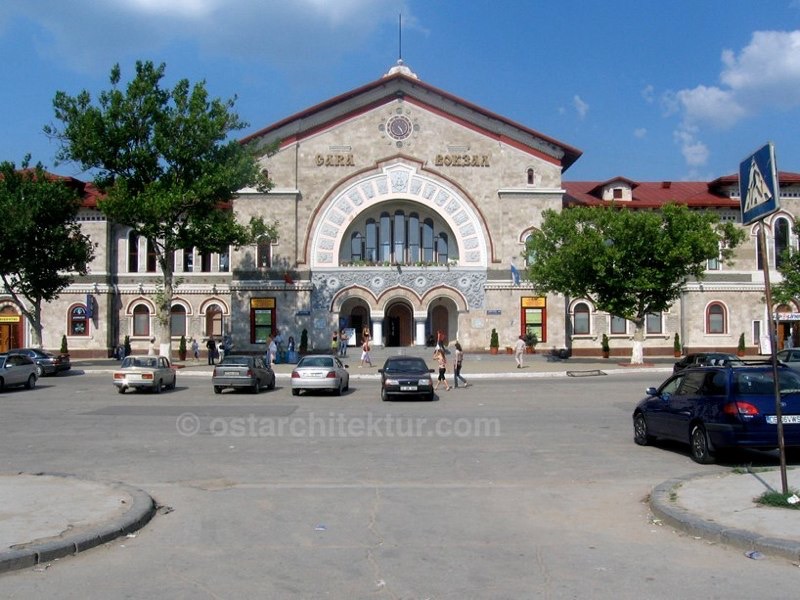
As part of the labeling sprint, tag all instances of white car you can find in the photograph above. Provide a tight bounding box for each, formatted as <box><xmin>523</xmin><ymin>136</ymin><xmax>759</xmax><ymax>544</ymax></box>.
<box><xmin>0</xmin><ymin>353</ymin><xmax>38</xmax><ymax>391</ymax></box>
<box><xmin>113</xmin><ymin>356</ymin><xmax>176</xmax><ymax>394</ymax></box>
<box><xmin>291</xmin><ymin>354</ymin><xmax>350</xmax><ymax>396</ymax></box>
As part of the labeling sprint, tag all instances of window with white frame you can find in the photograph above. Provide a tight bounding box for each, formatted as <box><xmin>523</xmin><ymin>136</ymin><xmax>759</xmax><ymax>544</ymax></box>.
<box><xmin>646</xmin><ymin>312</ymin><xmax>662</xmax><ymax>334</ymax></box>
<box><xmin>610</xmin><ymin>315</ymin><xmax>627</xmax><ymax>335</ymax></box>
<box><xmin>132</xmin><ymin>304</ymin><xmax>150</xmax><ymax>337</ymax></box>
<box><xmin>573</xmin><ymin>302</ymin><xmax>590</xmax><ymax>335</ymax></box>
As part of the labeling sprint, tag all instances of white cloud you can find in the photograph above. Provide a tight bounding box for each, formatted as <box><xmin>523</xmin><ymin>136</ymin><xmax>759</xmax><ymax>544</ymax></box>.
<box><xmin>641</xmin><ymin>84</ymin><xmax>654</xmax><ymax>104</ymax></box>
<box><xmin>2</xmin><ymin>0</ymin><xmax>412</xmax><ymax>74</ymax></box>
<box><xmin>633</xmin><ymin>127</ymin><xmax>647</xmax><ymax>139</ymax></box>
<box><xmin>673</xmin><ymin>125</ymin><xmax>709</xmax><ymax>168</ymax></box>
<box><xmin>675</xmin><ymin>85</ymin><xmax>747</xmax><ymax>129</ymax></box>
<box><xmin>573</xmin><ymin>95</ymin><xmax>589</xmax><ymax>119</ymax></box>
<box><xmin>666</xmin><ymin>29</ymin><xmax>800</xmax><ymax>171</ymax></box>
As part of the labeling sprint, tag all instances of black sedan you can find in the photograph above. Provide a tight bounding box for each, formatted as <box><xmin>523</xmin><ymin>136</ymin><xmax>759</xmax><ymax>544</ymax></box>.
<box><xmin>9</xmin><ymin>348</ymin><xmax>71</xmax><ymax>377</ymax></box>
<box><xmin>633</xmin><ymin>363</ymin><xmax>800</xmax><ymax>464</ymax></box>
<box><xmin>379</xmin><ymin>356</ymin><xmax>435</xmax><ymax>401</ymax></box>
<box><xmin>673</xmin><ymin>352</ymin><xmax>742</xmax><ymax>373</ymax></box>
<box><xmin>212</xmin><ymin>354</ymin><xmax>276</xmax><ymax>394</ymax></box>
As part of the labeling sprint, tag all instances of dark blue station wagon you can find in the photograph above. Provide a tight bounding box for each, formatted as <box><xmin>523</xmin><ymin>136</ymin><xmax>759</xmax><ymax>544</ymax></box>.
<box><xmin>633</xmin><ymin>363</ymin><xmax>800</xmax><ymax>463</ymax></box>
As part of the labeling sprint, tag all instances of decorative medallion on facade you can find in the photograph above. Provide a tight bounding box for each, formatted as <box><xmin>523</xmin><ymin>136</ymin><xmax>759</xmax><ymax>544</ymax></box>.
<box><xmin>310</xmin><ymin>163</ymin><xmax>488</xmax><ymax>269</ymax></box>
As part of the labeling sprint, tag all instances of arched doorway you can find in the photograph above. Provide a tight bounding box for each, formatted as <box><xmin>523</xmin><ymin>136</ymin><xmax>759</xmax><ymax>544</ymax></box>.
<box><xmin>0</xmin><ymin>304</ymin><xmax>23</xmax><ymax>352</ymax></box>
<box><xmin>430</xmin><ymin>304</ymin><xmax>449</xmax><ymax>345</ymax></box>
<box><xmin>385</xmin><ymin>302</ymin><xmax>413</xmax><ymax>347</ymax></box>
<box><xmin>349</xmin><ymin>305</ymin><xmax>370</xmax><ymax>346</ymax></box>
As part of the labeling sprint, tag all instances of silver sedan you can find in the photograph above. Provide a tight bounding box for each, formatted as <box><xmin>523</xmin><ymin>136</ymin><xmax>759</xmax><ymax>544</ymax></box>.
<box><xmin>0</xmin><ymin>353</ymin><xmax>38</xmax><ymax>391</ymax></box>
<box><xmin>291</xmin><ymin>354</ymin><xmax>350</xmax><ymax>396</ymax></box>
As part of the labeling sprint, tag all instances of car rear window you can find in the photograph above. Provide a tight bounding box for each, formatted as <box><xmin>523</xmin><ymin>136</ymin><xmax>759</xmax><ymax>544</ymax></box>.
<box><xmin>301</xmin><ymin>358</ymin><xmax>333</xmax><ymax>368</ymax></box>
<box><xmin>385</xmin><ymin>359</ymin><xmax>426</xmax><ymax>372</ymax></box>
<box><xmin>221</xmin><ymin>356</ymin><xmax>250</xmax><ymax>366</ymax></box>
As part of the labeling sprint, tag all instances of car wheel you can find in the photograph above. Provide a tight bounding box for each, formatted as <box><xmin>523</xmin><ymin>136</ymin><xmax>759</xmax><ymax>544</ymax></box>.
<box><xmin>267</xmin><ymin>376</ymin><xmax>275</xmax><ymax>390</ymax></box>
<box><xmin>690</xmin><ymin>423</ymin><xmax>714</xmax><ymax>464</ymax></box>
<box><xmin>251</xmin><ymin>381</ymin><xmax>260</xmax><ymax>394</ymax></box>
<box><xmin>633</xmin><ymin>413</ymin><xmax>653</xmax><ymax>446</ymax></box>
<box><xmin>25</xmin><ymin>374</ymin><xmax>36</xmax><ymax>390</ymax></box>
<box><xmin>0</xmin><ymin>378</ymin><xmax>4</xmax><ymax>391</ymax></box>
<box><xmin>292</xmin><ymin>388</ymin><xmax>300</xmax><ymax>396</ymax></box>
<box><xmin>335</xmin><ymin>381</ymin><xmax>343</xmax><ymax>396</ymax></box>
<box><xmin>34</xmin><ymin>364</ymin><xmax>44</xmax><ymax>377</ymax></box>
<box><xmin>427</xmin><ymin>392</ymin><xmax>436</xmax><ymax>401</ymax></box>
<box><xmin>117</xmin><ymin>386</ymin><xmax>126</xmax><ymax>394</ymax></box>
<box><xmin>154</xmin><ymin>380</ymin><xmax>163</xmax><ymax>394</ymax></box>
<box><xmin>381</xmin><ymin>387</ymin><xmax>389</xmax><ymax>402</ymax></box>
<box><xmin>214</xmin><ymin>386</ymin><xmax>222</xmax><ymax>394</ymax></box>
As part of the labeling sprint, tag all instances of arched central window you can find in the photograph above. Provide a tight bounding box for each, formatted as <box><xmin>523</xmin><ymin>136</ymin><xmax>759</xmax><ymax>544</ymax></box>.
<box><xmin>775</xmin><ymin>217</ymin><xmax>791</xmax><ymax>269</ymax></box>
<box><xmin>343</xmin><ymin>209</ymin><xmax>457</xmax><ymax>265</ymax></box>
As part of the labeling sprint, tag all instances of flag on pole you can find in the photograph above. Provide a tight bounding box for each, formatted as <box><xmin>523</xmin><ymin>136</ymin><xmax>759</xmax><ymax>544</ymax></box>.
<box><xmin>510</xmin><ymin>264</ymin><xmax>520</xmax><ymax>286</ymax></box>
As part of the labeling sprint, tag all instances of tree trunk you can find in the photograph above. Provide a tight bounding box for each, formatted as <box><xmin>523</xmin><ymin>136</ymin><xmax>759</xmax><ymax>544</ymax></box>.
<box><xmin>156</xmin><ymin>250</ymin><xmax>175</xmax><ymax>359</ymax></box>
<box><xmin>30</xmin><ymin>300</ymin><xmax>44</xmax><ymax>349</ymax></box>
<box><xmin>630</xmin><ymin>318</ymin><xmax>645</xmax><ymax>365</ymax></box>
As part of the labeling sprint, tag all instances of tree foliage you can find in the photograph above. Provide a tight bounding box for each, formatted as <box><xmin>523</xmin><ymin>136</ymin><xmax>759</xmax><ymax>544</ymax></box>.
<box><xmin>525</xmin><ymin>203</ymin><xmax>745</xmax><ymax>362</ymax></box>
<box><xmin>773</xmin><ymin>224</ymin><xmax>800</xmax><ymax>305</ymax></box>
<box><xmin>45</xmin><ymin>61</ymin><xmax>278</xmax><ymax>351</ymax></box>
<box><xmin>0</xmin><ymin>157</ymin><xmax>95</xmax><ymax>347</ymax></box>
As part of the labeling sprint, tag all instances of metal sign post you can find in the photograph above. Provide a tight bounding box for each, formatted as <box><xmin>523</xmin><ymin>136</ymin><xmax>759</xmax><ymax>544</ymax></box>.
<box><xmin>740</xmin><ymin>143</ymin><xmax>787</xmax><ymax>494</ymax></box>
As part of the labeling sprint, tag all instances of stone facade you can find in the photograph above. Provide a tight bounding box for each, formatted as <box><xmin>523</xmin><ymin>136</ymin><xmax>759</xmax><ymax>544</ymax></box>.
<box><xmin>2</xmin><ymin>63</ymin><xmax>799</xmax><ymax>359</ymax></box>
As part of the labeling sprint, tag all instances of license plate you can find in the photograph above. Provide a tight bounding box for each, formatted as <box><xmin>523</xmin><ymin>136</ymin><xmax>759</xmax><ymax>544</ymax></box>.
<box><xmin>225</xmin><ymin>371</ymin><xmax>238</xmax><ymax>376</ymax></box>
<box><xmin>766</xmin><ymin>415</ymin><xmax>800</xmax><ymax>424</ymax></box>
<box><xmin>400</xmin><ymin>386</ymin><xmax>417</xmax><ymax>391</ymax></box>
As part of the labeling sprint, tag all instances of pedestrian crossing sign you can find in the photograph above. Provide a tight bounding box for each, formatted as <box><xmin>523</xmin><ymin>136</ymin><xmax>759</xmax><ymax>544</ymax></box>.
<box><xmin>740</xmin><ymin>143</ymin><xmax>779</xmax><ymax>225</ymax></box>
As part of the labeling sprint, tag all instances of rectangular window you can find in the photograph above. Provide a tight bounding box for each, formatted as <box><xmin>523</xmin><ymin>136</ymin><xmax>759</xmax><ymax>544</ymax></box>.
<box><xmin>646</xmin><ymin>312</ymin><xmax>662</xmax><ymax>334</ymax></box>
<box><xmin>183</xmin><ymin>248</ymin><xmax>194</xmax><ymax>272</ymax></box>
<box><xmin>707</xmin><ymin>256</ymin><xmax>720</xmax><ymax>270</ymax></box>
<box><xmin>219</xmin><ymin>248</ymin><xmax>230</xmax><ymax>272</ymax></box>
<box><xmin>250</xmin><ymin>298</ymin><xmax>276</xmax><ymax>344</ymax></box>
<box><xmin>201</xmin><ymin>252</ymin><xmax>212</xmax><ymax>272</ymax></box>
<box><xmin>521</xmin><ymin>297</ymin><xmax>546</xmax><ymax>343</ymax></box>
<box><xmin>610</xmin><ymin>315</ymin><xmax>627</xmax><ymax>334</ymax></box>
<box><xmin>133</xmin><ymin>311</ymin><xmax>149</xmax><ymax>337</ymax></box>
<box><xmin>753</xmin><ymin>320</ymin><xmax>761</xmax><ymax>346</ymax></box>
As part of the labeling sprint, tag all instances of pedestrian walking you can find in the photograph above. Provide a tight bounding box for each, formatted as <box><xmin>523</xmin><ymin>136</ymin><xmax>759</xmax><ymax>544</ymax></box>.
<box><xmin>148</xmin><ymin>336</ymin><xmax>157</xmax><ymax>356</ymax></box>
<box><xmin>433</xmin><ymin>348</ymin><xmax>451</xmax><ymax>391</ymax></box>
<box><xmin>331</xmin><ymin>331</ymin><xmax>339</xmax><ymax>355</ymax></box>
<box><xmin>339</xmin><ymin>329</ymin><xmax>349</xmax><ymax>357</ymax></box>
<box><xmin>206</xmin><ymin>336</ymin><xmax>218</xmax><ymax>365</ymax></box>
<box><xmin>191</xmin><ymin>338</ymin><xmax>200</xmax><ymax>361</ymax></box>
<box><xmin>268</xmin><ymin>336</ymin><xmax>278</xmax><ymax>365</ymax></box>
<box><xmin>514</xmin><ymin>335</ymin><xmax>526</xmax><ymax>368</ymax></box>
<box><xmin>453</xmin><ymin>341</ymin><xmax>468</xmax><ymax>388</ymax></box>
<box><xmin>359</xmin><ymin>338</ymin><xmax>373</xmax><ymax>367</ymax></box>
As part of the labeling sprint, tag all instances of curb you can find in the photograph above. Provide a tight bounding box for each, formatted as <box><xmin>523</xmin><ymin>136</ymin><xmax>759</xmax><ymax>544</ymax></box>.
<box><xmin>0</xmin><ymin>473</ymin><xmax>157</xmax><ymax>575</ymax></box>
<box><xmin>649</xmin><ymin>474</ymin><xmax>800</xmax><ymax>563</ymax></box>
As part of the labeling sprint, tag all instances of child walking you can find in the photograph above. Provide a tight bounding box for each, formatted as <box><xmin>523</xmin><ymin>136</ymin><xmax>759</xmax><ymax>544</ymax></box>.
<box><xmin>433</xmin><ymin>349</ymin><xmax>451</xmax><ymax>392</ymax></box>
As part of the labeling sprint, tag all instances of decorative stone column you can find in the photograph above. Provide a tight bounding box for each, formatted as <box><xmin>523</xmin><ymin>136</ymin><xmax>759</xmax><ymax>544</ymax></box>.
<box><xmin>414</xmin><ymin>313</ymin><xmax>427</xmax><ymax>346</ymax></box>
<box><xmin>370</xmin><ymin>314</ymin><xmax>384</xmax><ymax>347</ymax></box>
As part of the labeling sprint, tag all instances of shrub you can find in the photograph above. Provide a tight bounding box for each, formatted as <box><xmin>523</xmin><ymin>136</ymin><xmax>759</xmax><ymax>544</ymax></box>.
<box><xmin>60</xmin><ymin>334</ymin><xmax>69</xmax><ymax>355</ymax></box>
<box><xmin>673</xmin><ymin>333</ymin><xmax>681</xmax><ymax>354</ymax></box>
<box><xmin>490</xmin><ymin>328</ymin><xmax>499</xmax><ymax>349</ymax></box>
<box><xmin>601</xmin><ymin>334</ymin><xmax>610</xmax><ymax>353</ymax></box>
<box><xmin>299</xmin><ymin>329</ymin><xmax>309</xmax><ymax>353</ymax></box>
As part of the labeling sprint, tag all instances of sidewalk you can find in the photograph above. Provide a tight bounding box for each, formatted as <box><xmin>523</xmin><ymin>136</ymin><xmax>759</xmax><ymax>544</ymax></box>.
<box><xmin>3</xmin><ymin>352</ymin><xmax>800</xmax><ymax>573</ymax></box>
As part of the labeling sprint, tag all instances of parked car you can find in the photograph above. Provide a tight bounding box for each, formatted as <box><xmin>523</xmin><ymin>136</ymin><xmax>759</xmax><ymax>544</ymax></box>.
<box><xmin>777</xmin><ymin>348</ymin><xmax>800</xmax><ymax>370</ymax></box>
<box><xmin>673</xmin><ymin>352</ymin><xmax>743</xmax><ymax>374</ymax></box>
<box><xmin>378</xmin><ymin>355</ymin><xmax>435</xmax><ymax>401</ymax></box>
<box><xmin>0</xmin><ymin>353</ymin><xmax>38</xmax><ymax>391</ymax></box>
<box><xmin>212</xmin><ymin>354</ymin><xmax>275</xmax><ymax>394</ymax></box>
<box><xmin>9</xmin><ymin>347</ymin><xmax>71</xmax><ymax>377</ymax></box>
<box><xmin>291</xmin><ymin>354</ymin><xmax>349</xmax><ymax>396</ymax></box>
<box><xmin>633</xmin><ymin>362</ymin><xmax>800</xmax><ymax>464</ymax></box>
<box><xmin>112</xmin><ymin>356</ymin><xmax>176</xmax><ymax>394</ymax></box>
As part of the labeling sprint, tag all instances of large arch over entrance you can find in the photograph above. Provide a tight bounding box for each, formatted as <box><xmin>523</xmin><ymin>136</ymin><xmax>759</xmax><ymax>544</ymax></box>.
<box><xmin>308</xmin><ymin>159</ymin><xmax>490</xmax><ymax>268</ymax></box>
<box><xmin>384</xmin><ymin>301</ymin><xmax>414</xmax><ymax>347</ymax></box>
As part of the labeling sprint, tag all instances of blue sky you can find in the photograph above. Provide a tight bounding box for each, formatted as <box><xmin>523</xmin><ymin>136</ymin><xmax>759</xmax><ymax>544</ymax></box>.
<box><xmin>1</xmin><ymin>0</ymin><xmax>800</xmax><ymax>182</ymax></box>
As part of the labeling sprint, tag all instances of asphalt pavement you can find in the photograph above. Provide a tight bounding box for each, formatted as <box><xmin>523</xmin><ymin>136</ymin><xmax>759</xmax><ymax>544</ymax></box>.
<box><xmin>2</xmin><ymin>349</ymin><xmax>799</xmax><ymax>574</ymax></box>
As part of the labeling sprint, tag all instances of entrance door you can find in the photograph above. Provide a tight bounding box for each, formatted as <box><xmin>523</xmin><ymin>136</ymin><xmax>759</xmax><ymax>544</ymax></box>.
<box><xmin>0</xmin><ymin>306</ymin><xmax>22</xmax><ymax>352</ymax></box>
<box><xmin>431</xmin><ymin>305</ymin><xmax>448</xmax><ymax>344</ymax></box>
<box><xmin>386</xmin><ymin>303</ymin><xmax>412</xmax><ymax>347</ymax></box>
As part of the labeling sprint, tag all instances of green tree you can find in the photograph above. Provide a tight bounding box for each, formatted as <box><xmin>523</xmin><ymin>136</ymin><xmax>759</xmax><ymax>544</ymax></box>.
<box><xmin>525</xmin><ymin>203</ymin><xmax>744</xmax><ymax>364</ymax></box>
<box><xmin>773</xmin><ymin>224</ymin><xmax>800</xmax><ymax>305</ymax></box>
<box><xmin>0</xmin><ymin>158</ymin><xmax>95</xmax><ymax>348</ymax></box>
<box><xmin>45</xmin><ymin>61</ymin><xmax>277</xmax><ymax>355</ymax></box>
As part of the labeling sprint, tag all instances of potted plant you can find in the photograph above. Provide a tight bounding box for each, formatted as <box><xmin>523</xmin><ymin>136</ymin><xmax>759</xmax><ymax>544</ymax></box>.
<box><xmin>673</xmin><ymin>333</ymin><xmax>682</xmax><ymax>358</ymax></box>
<box><xmin>525</xmin><ymin>331</ymin><xmax>538</xmax><ymax>354</ymax></box>
<box><xmin>178</xmin><ymin>335</ymin><xmax>187</xmax><ymax>361</ymax></box>
<box><xmin>490</xmin><ymin>328</ymin><xmax>499</xmax><ymax>354</ymax></box>
<box><xmin>601</xmin><ymin>334</ymin><xmax>610</xmax><ymax>358</ymax></box>
<box><xmin>737</xmin><ymin>333</ymin><xmax>746</xmax><ymax>357</ymax></box>
<box><xmin>60</xmin><ymin>334</ymin><xmax>69</xmax><ymax>356</ymax></box>
<box><xmin>299</xmin><ymin>329</ymin><xmax>309</xmax><ymax>355</ymax></box>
